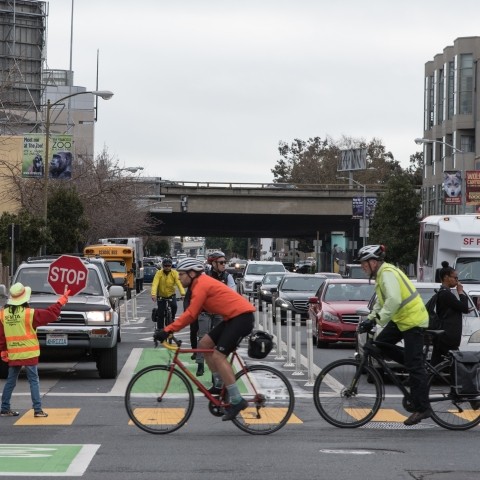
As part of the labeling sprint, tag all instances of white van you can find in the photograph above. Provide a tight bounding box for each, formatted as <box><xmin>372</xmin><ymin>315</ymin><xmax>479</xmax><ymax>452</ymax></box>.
<box><xmin>238</xmin><ymin>260</ymin><xmax>287</xmax><ymax>295</ymax></box>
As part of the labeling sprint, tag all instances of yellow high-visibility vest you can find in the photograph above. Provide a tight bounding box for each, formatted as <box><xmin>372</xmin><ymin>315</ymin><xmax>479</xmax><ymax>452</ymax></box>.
<box><xmin>0</xmin><ymin>307</ymin><xmax>39</xmax><ymax>360</ymax></box>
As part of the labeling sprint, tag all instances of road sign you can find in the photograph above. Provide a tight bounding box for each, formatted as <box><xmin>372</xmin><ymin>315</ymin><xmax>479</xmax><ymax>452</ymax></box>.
<box><xmin>48</xmin><ymin>255</ymin><xmax>88</xmax><ymax>296</ymax></box>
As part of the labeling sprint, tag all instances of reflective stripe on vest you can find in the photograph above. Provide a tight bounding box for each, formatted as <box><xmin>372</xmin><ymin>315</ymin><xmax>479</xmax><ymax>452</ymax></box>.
<box><xmin>377</xmin><ymin>266</ymin><xmax>420</xmax><ymax>311</ymax></box>
<box><xmin>3</xmin><ymin>308</ymin><xmax>40</xmax><ymax>360</ymax></box>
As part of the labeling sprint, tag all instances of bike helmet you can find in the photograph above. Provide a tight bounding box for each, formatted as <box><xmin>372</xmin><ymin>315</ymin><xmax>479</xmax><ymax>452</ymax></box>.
<box><xmin>162</xmin><ymin>258</ymin><xmax>173</xmax><ymax>266</ymax></box>
<box><xmin>207</xmin><ymin>251</ymin><xmax>226</xmax><ymax>264</ymax></box>
<box><xmin>355</xmin><ymin>244</ymin><xmax>386</xmax><ymax>262</ymax></box>
<box><xmin>176</xmin><ymin>258</ymin><xmax>205</xmax><ymax>272</ymax></box>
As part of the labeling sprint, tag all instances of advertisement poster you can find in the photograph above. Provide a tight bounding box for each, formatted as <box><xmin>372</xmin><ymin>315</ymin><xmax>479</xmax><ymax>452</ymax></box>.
<box><xmin>22</xmin><ymin>134</ymin><xmax>73</xmax><ymax>179</ymax></box>
<box><xmin>352</xmin><ymin>197</ymin><xmax>377</xmax><ymax>219</ymax></box>
<box><xmin>443</xmin><ymin>170</ymin><xmax>462</xmax><ymax>205</ymax></box>
<box><xmin>22</xmin><ymin>135</ymin><xmax>45</xmax><ymax>178</ymax></box>
<box><xmin>466</xmin><ymin>170</ymin><xmax>480</xmax><ymax>206</ymax></box>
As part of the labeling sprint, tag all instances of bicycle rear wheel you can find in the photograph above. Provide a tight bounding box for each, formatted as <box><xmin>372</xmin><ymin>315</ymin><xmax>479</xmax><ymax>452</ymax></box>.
<box><xmin>125</xmin><ymin>365</ymin><xmax>194</xmax><ymax>434</ymax></box>
<box><xmin>313</xmin><ymin>359</ymin><xmax>382</xmax><ymax>428</ymax></box>
<box><xmin>428</xmin><ymin>361</ymin><xmax>480</xmax><ymax>431</ymax></box>
<box><xmin>232</xmin><ymin>365</ymin><xmax>294</xmax><ymax>435</ymax></box>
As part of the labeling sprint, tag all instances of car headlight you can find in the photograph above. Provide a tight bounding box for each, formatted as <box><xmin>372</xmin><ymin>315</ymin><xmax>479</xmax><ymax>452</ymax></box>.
<box><xmin>261</xmin><ymin>289</ymin><xmax>269</xmax><ymax>295</ymax></box>
<box><xmin>323</xmin><ymin>311</ymin><xmax>340</xmax><ymax>323</ymax></box>
<box><xmin>277</xmin><ymin>299</ymin><xmax>293</xmax><ymax>309</ymax></box>
<box><xmin>87</xmin><ymin>311</ymin><xmax>112</xmax><ymax>323</ymax></box>
<box><xmin>468</xmin><ymin>330</ymin><xmax>480</xmax><ymax>343</ymax></box>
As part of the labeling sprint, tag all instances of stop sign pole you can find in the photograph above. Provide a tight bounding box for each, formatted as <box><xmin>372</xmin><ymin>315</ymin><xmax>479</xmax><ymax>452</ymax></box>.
<box><xmin>48</xmin><ymin>255</ymin><xmax>89</xmax><ymax>296</ymax></box>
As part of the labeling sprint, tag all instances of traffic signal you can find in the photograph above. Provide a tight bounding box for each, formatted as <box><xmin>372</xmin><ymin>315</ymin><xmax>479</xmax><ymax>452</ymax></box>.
<box><xmin>181</xmin><ymin>195</ymin><xmax>188</xmax><ymax>212</ymax></box>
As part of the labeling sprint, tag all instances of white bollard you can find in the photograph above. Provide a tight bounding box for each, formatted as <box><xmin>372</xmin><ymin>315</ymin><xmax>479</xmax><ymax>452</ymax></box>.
<box><xmin>283</xmin><ymin>309</ymin><xmax>294</xmax><ymax>367</ymax></box>
<box><xmin>292</xmin><ymin>313</ymin><xmax>305</xmax><ymax>376</ymax></box>
<box><xmin>253</xmin><ymin>297</ymin><xmax>260</xmax><ymax>330</ymax></box>
<box><xmin>274</xmin><ymin>306</ymin><xmax>285</xmax><ymax>360</ymax></box>
<box><xmin>262</xmin><ymin>301</ymin><xmax>268</xmax><ymax>331</ymax></box>
<box><xmin>267</xmin><ymin>304</ymin><xmax>276</xmax><ymax>353</ymax></box>
<box><xmin>132</xmin><ymin>289</ymin><xmax>138</xmax><ymax>320</ymax></box>
<box><xmin>305</xmin><ymin>318</ymin><xmax>315</xmax><ymax>386</ymax></box>
<box><xmin>124</xmin><ymin>295</ymin><xmax>129</xmax><ymax>324</ymax></box>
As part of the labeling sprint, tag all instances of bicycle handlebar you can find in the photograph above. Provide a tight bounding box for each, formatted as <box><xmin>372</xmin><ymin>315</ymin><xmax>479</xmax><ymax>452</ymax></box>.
<box><xmin>154</xmin><ymin>333</ymin><xmax>182</xmax><ymax>350</ymax></box>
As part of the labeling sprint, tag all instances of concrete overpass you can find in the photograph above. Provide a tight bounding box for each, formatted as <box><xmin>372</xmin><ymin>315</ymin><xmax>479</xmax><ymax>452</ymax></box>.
<box><xmin>135</xmin><ymin>179</ymin><xmax>384</xmax><ymax>241</ymax></box>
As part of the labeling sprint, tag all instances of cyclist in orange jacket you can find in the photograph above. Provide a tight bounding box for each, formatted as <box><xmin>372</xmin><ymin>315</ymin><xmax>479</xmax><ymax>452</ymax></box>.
<box><xmin>154</xmin><ymin>258</ymin><xmax>255</xmax><ymax>421</ymax></box>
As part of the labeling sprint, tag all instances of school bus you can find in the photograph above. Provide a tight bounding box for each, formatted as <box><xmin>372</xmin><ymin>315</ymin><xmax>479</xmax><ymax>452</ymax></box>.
<box><xmin>84</xmin><ymin>244</ymin><xmax>135</xmax><ymax>299</ymax></box>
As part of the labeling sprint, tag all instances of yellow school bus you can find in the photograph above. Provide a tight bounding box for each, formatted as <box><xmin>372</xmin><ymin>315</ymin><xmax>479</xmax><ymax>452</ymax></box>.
<box><xmin>84</xmin><ymin>244</ymin><xmax>135</xmax><ymax>299</ymax></box>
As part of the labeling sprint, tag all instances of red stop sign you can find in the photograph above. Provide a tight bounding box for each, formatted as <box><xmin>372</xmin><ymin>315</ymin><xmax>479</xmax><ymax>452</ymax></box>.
<box><xmin>48</xmin><ymin>255</ymin><xmax>89</xmax><ymax>296</ymax></box>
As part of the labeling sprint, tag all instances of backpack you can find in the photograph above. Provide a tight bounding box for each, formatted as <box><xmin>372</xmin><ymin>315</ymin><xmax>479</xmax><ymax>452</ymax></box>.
<box><xmin>425</xmin><ymin>290</ymin><xmax>443</xmax><ymax>330</ymax></box>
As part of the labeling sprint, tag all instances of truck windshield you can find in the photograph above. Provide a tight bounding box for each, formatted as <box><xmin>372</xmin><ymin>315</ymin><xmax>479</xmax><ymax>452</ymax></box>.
<box><xmin>455</xmin><ymin>258</ymin><xmax>480</xmax><ymax>283</ymax></box>
<box><xmin>107</xmin><ymin>261</ymin><xmax>126</xmax><ymax>274</ymax></box>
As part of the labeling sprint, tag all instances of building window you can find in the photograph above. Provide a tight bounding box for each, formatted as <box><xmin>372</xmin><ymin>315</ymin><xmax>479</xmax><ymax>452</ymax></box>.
<box><xmin>459</xmin><ymin>53</ymin><xmax>473</xmax><ymax>114</ymax></box>
<box><xmin>428</xmin><ymin>75</ymin><xmax>434</xmax><ymax>128</ymax></box>
<box><xmin>447</xmin><ymin>61</ymin><xmax>455</xmax><ymax>119</ymax></box>
<box><xmin>437</xmin><ymin>68</ymin><xmax>444</xmax><ymax>124</ymax></box>
<box><xmin>460</xmin><ymin>134</ymin><xmax>475</xmax><ymax>153</ymax></box>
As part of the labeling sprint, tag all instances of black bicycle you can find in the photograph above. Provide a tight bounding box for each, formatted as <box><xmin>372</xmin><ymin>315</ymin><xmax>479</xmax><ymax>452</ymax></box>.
<box><xmin>155</xmin><ymin>296</ymin><xmax>174</xmax><ymax>328</ymax></box>
<box><xmin>313</xmin><ymin>322</ymin><xmax>480</xmax><ymax>430</ymax></box>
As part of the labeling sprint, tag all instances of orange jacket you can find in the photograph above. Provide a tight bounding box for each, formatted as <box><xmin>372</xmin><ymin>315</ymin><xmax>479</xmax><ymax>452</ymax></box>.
<box><xmin>165</xmin><ymin>274</ymin><xmax>255</xmax><ymax>333</ymax></box>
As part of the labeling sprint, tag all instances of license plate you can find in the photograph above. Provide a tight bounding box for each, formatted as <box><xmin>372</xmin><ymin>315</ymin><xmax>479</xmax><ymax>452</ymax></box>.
<box><xmin>46</xmin><ymin>334</ymin><xmax>68</xmax><ymax>346</ymax></box>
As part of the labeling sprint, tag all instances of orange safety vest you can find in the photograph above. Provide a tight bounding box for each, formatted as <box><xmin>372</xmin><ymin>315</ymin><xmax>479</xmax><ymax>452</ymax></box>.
<box><xmin>0</xmin><ymin>307</ymin><xmax>40</xmax><ymax>360</ymax></box>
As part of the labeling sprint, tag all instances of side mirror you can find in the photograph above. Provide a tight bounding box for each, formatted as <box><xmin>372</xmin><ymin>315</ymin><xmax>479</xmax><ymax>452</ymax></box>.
<box><xmin>308</xmin><ymin>296</ymin><xmax>319</xmax><ymax>304</ymax></box>
<box><xmin>0</xmin><ymin>285</ymin><xmax>7</xmax><ymax>297</ymax></box>
<box><xmin>271</xmin><ymin>287</ymin><xmax>278</xmax><ymax>293</ymax></box>
<box><xmin>356</xmin><ymin>307</ymin><xmax>371</xmax><ymax>316</ymax></box>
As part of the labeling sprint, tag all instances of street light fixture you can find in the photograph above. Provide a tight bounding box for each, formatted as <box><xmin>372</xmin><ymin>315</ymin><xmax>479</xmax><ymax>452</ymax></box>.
<box><xmin>43</xmin><ymin>90</ymin><xmax>114</xmax><ymax>254</ymax></box>
<box><xmin>414</xmin><ymin>137</ymin><xmax>465</xmax><ymax>213</ymax></box>
<box><xmin>337</xmin><ymin>176</ymin><xmax>367</xmax><ymax>247</ymax></box>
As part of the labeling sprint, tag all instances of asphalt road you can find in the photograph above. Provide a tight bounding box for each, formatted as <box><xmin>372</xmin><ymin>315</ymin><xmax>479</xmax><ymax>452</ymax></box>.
<box><xmin>1</xmin><ymin>289</ymin><xmax>480</xmax><ymax>479</ymax></box>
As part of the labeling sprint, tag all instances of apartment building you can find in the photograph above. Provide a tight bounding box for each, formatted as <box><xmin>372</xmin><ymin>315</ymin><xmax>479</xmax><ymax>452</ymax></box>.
<box><xmin>420</xmin><ymin>36</ymin><xmax>480</xmax><ymax>216</ymax></box>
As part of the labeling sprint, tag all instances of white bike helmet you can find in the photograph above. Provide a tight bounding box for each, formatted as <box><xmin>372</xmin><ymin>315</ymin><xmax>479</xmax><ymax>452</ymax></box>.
<box><xmin>176</xmin><ymin>258</ymin><xmax>205</xmax><ymax>272</ymax></box>
<box><xmin>355</xmin><ymin>244</ymin><xmax>386</xmax><ymax>262</ymax></box>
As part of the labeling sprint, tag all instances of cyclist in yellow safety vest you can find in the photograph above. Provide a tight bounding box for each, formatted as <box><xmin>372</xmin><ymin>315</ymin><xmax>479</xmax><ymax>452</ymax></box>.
<box><xmin>0</xmin><ymin>283</ymin><xmax>70</xmax><ymax>418</ymax></box>
<box><xmin>357</xmin><ymin>245</ymin><xmax>431</xmax><ymax>427</ymax></box>
<box><xmin>151</xmin><ymin>258</ymin><xmax>185</xmax><ymax>329</ymax></box>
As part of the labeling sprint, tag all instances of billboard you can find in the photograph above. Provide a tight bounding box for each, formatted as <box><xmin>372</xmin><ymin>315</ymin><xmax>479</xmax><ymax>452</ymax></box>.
<box><xmin>443</xmin><ymin>170</ymin><xmax>462</xmax><ymax>205</ymax></box>
<box><xmin>466</xmin><ymin>170</ymin><xmax>480</xmax><ymax>206</ymax></box>
<box><xmin>22</xmin><ymin>134</ymin><xmax>73</xmax><ymax>179</ymax></box>
<box><xmin>352</xmin><ymin>196</ymin><xmax>377</xmax><ymax>219</ymax></box>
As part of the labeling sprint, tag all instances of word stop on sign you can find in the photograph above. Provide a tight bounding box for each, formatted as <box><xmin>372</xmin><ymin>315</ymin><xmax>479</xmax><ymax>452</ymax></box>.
<box><xmin>50</xmin><ymin>266</ymin><xmax>87</xmax><ymax>286</ymax></box>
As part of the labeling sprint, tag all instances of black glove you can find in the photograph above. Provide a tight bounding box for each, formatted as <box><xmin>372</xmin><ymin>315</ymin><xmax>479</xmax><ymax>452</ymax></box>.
<box><xmin>358</xmin><ymin>319</ymin><xmax>376</xmax><ymax>334</ymax></box>
<box><xmin>153</xmin><ymin>329</ymin><xmax>170</xmax><ymax>343</ymax></box>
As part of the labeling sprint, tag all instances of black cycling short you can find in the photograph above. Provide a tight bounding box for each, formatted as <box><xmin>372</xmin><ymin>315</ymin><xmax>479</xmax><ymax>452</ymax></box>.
<box><xmin>207</xmin><ymin>312</ymin><xmax>254</xmax><ymax>356</ymax></box>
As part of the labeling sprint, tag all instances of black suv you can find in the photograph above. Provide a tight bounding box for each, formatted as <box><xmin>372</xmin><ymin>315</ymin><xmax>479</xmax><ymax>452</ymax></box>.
<box><xmin>0</xmin><ymin>257</ymin><xmax>125</xmax><ymax>379</ymax></box>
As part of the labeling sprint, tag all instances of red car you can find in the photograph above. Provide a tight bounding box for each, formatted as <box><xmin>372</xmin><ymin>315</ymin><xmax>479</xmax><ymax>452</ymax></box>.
<box><xmin>308</xmin><ymin>278</ymin><xmax>375</xmax><ymax>348</ymax></box>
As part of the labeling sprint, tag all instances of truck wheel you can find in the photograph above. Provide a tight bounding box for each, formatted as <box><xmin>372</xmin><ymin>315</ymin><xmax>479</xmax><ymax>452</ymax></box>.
<box><xmin>96</xmin><ymin>344</ymin><xmax>118</xmax><ymax>379</ymax></box>
<box><xmin>0</xmin><ymin>361</ymin><xmax>8</xmax><ymax>379</ymax></box>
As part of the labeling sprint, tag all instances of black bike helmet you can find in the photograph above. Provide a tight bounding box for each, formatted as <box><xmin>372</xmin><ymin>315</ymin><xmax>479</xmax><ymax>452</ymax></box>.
<box><xmin>162</xmin><ymin>258</ymin><xmax>173</xmax><ymax>266</ymax></box>
<box><xmin>355</xmin><ymin>244</ymin><xmax>386</xmax><ymax>262</ymax></box>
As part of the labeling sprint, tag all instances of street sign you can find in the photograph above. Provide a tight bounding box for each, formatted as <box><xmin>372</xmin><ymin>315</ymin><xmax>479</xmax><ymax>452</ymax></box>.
<box><xmin>48</xmin><ymin>255</ymin><xmax>88</xmax><ymax>296</ymax></box>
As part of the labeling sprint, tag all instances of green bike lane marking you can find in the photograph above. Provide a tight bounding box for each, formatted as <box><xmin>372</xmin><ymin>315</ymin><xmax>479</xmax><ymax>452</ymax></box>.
<box><xmin>0</xmin><ymin>444</ymin><xmax>99</xmax><ymax>476</ymax></box>
<box><xmin>133</xmin><ymin>348</ymin><xmax>249</xmax><ymax>394</ymax></box>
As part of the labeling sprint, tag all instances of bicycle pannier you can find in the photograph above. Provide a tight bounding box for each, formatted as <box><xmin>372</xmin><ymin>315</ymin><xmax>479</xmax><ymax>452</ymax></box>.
<box><xmin>248</xmin><ymin>330</ymin><xmax>273</xmax><ymax>359</ymax></box>
<box><xmin>450</xmin><ymin>351</ymin><xmax>480</xmax><ymax>395</ymax></box>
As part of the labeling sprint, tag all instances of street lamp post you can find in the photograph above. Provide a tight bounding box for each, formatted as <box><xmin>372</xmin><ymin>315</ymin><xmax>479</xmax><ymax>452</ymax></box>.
<box><xmin>414</xmin><ymin>137</ymin><xmax>466</xmax><ymax>214</ymax></box>
<box><xmin>337</xmin><ymin>176</ymin><xmax>367</xmax><ymax>247</ymax></box>
<box><xmin>43</xmin><ymin>90</ymin><xmax>113</xmax><ymax>254</ymax></box>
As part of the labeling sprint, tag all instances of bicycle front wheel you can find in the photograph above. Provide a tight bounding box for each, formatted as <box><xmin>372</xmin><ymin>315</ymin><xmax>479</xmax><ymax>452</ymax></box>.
<box><xmin>428</xmin><ymin>361</ymin><xmax>480</xmax><ymax>431</ymax></box>
<box><xmin>232</xmin><ymin>365</ymin><xmax>294</xmax><ymax>435</ymax></box>
<box><xmin>313</xmin><ymin>359</ymin><xmax>382</xmax><ymax>428</ymax></box>
<box><xmin>125</xmin><ymin>365</ymin><xmax>194</xmax><ymax>434</ymax></box>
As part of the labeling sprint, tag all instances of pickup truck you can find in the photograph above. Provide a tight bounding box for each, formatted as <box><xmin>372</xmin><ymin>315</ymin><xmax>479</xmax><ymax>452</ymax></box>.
<box><xmin>0</xmin><ymin>257</ymin><xmax>124</xmax><ymax>379</ymax></box>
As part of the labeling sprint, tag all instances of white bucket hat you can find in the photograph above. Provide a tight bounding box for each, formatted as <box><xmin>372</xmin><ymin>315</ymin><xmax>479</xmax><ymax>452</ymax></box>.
<box><xmin>8</xmin><ymin>282</ymin><xmax>32</xmax><ymax>306</ymax></box>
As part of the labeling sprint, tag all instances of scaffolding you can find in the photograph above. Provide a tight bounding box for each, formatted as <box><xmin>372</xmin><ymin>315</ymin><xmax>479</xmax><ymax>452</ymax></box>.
<box><xmin>0</xmin><ymin>0</ymin><xmax>48</xmax><ymax>135</ymax></box>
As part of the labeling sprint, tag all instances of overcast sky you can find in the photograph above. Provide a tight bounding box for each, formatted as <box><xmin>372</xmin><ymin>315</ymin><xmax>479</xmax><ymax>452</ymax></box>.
<box><xmin>45</xmin><ymin>0</ymin><xmax>480</xmax><ymax>184</ymax></box>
